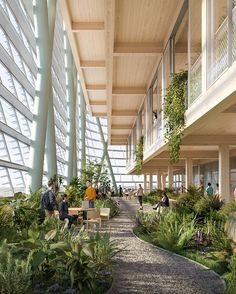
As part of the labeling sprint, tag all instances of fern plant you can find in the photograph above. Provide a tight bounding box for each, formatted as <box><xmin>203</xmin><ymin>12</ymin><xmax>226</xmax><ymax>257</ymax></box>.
<box><xmin>151</xmin><ymin>211</ymin><xmax>196</xmax><ymax>252</ymax></box>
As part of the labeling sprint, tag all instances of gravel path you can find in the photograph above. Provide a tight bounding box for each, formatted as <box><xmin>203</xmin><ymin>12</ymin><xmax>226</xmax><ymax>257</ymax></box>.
<box><xmin>106</xmin><ymin>197</ymin><xmax>225</xmax><ymax>294</ymax></box>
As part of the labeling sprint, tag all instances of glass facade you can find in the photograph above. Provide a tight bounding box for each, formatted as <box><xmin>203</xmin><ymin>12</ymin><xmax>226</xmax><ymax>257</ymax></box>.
<box><xmin>0</xmin><ymin>0</ymin><xmax>147</xmax><ymax>196</ymax></box>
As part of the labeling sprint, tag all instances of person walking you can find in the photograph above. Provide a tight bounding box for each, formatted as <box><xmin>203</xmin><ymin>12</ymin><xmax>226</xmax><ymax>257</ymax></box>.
<box><xmin>119</xmin><ymin>185</ymin><xmax>123</xmax><ymax>197</ymax></box>
<box><xmin>84</xmin><ymin>181</ymin><xmax>96</xmax><ymax>208</ymax></box>
<box><xmin>41</xmin><ymin>180</ymin><xmax>56</xmax><ymax>218</ymax></box>
<box><xmin>205</xmin><ymin>182</ymin><xmax>213</xmax><ymax>196</ymax></box>
<box><xmin>136</xmin><ymin>184</ymin><xmax>144</xmax><ymax>210</ymax></box>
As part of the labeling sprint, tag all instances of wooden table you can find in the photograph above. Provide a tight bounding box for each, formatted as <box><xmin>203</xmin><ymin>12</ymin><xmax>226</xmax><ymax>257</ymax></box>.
<box><xmin>68</xmin><ymin>207</ymin><xmax>95</xmax><ymax>216</ymax></box>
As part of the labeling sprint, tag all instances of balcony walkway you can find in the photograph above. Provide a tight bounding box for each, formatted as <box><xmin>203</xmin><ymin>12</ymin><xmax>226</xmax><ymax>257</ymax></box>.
<box><xmin>106</xmin><ymin>197</ymin><xmax>225</xmax><ymax>294</ymax></box>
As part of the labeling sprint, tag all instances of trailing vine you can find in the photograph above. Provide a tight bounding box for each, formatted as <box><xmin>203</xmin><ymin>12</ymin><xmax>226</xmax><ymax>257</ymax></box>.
<box><xmin>134</xmin><ymin>136</ymin><xmax>144</xmax><ymax>173</ymax></box>
<box><xmin>164</xmin><ymin>70</ymin><xmax>188</xmax><ymax>163</ymax></box>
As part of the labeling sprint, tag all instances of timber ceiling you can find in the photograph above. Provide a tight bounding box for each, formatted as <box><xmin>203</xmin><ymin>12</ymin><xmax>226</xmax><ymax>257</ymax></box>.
<box><xmin>60</xmin><ymin>0</ymin><xmax>184</xmax><ymax>144</ymax></box>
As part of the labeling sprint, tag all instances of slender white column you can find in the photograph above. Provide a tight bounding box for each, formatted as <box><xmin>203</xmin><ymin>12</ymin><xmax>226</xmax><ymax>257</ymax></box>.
<box><xmin>29</xmin><ymin>0</ymin><xmax>52</xmax><ymax>191</ymax></box>
<box><xmin>80</xmin><ymin>84</ymin><xmax>86</xmax><ymax>171</ymax></box>
<box><xmin>45</xmin><ymin>0</ymin><xmax>57</xmax><ymax>179</ymax></box>
<box><xmin>185</xmin><ymin>158</ymin><xmax>193</xmax><ymax>188</ymax></box>
<box><xmin>144</xmin><ymin>174</ymin><xmax>147</xmax><ymax>194</ymax></box>
<box><xmin>219</xmin><ymin>145</ymin><xmax>230</xmax><ymax>202</ymax></box>
<box><xmin>149</xmin><ymin>174</ymin><xmax>153</xmax><ymax>192</ymax></box>
<box><xmin>157</xmin><ymin>171</ymin><xmax>161</xmax><ymax>189</ymax></box>
<box><xmin>161</xmin><ymin>173</ymin><xmax>166</xmax><ymax>189</ymax></box>
<box><xmin>67</xmin><ymin>41</ymin><xmax>77</xmax><ymax>183</ymax></box>
<box><xmin>168</xmin><ymin>165</ymin><xmax>173</xmax><ymax>188</ymax></box>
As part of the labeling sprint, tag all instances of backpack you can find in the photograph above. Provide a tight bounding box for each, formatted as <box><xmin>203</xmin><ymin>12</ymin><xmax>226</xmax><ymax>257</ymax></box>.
<box><xmin>41</xmin><ymin>190</ymin><xmax>54</xmax><ymax>211</ymax></box>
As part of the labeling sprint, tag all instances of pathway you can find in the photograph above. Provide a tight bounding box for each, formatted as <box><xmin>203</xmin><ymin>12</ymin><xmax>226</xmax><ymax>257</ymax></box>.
<box><xmin>106</xmin><ymin>197</ymin><xmax>225</xmax><ymax>294</ymax></box>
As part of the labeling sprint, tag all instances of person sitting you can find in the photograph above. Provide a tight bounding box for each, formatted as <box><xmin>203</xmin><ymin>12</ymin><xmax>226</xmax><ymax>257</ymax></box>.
<box><xmin>59</xmin><ymin>195</ymin><xmax>77</xmax><ymax>228</ymax></box>
<box><xmin>153</xmin><ymin>192</ymin><xmax>169</xmax><ymax>210</ymax></box>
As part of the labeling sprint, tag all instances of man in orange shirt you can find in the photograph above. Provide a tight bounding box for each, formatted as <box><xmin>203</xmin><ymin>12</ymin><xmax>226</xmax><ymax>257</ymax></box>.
<box><xmin>84</xmin><ymin>181</ymin><xmax>96</xmax><ymax>208</ymax></box>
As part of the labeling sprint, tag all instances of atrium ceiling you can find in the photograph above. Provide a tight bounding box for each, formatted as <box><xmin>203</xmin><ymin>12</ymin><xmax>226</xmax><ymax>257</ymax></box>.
<box><xmin>60</xmin><ymin>0</ymin><xmax>184</xmax><ymax>144</ymax></box>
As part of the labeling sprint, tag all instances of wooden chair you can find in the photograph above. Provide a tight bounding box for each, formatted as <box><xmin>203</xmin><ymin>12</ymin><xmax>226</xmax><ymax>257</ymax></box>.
<box><xmin>100</xmin><ymin>208</ymin><xmax>110</xmax><ymax>221</ymax></box>
<box><xmin>85</xmin><ymin>209</ymin><xmax>102</xmax><ymax>229</ymax></box>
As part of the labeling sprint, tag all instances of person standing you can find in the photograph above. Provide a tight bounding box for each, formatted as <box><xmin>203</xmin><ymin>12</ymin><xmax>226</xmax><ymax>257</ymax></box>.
<box><xmin>137</xmin><ymin>184</ymin><xmax>144</xmax><ymax>210</ymax></box>
<box><xmin>206</xmin><ymin>182</ymin><xmax>213</xmax><ymax>196</ymax></box>
<box><xmin>41</xmin><ymin>180</ymin><xmax>56</xmax><ymax>218</ymax></box>
<box><xmin>119</xmin><ymin>185</ymin><xmax>123</xmax><ymax>197</ymax></box>
<box><xmin>84</xmin><ymin>181</ymin><xmax>96</xmax><ymax>208</ymax></box>
<box><xmin>233</xmin><ymin>188</ymin><xmax>236</xmax><ymax>201</ymax></box>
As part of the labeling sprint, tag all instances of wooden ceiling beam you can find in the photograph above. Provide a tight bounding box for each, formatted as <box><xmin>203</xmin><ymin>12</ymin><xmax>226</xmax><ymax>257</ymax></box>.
<box><xmin>104</xmin><ymin>0</ymin><xmax>115</xmax><ymax>144</ymax></box>
<box><xmin>92</xmin><ymin>112</ymin><xmax>107</xmax><ymax>117</ymax></box>
<box><xmin>86</xmin><ymin>85</ymin><xmax>106</xmax><ymax>91</ymax></box>
<box><xmin>90</xmin><ymin>100</ymin><xmax>107</xmax><ymax>106</ymax></box>
<box><xmin>80</xmin><ymin>60</ymin><xmax>105</xmax><ymax>68</ymax></box>
<box><xmin>112</xmin><ymin>110</ymin><xmax>137</xmax><ymax>117</ymax></box>
<box><xmin>59</xmin><ymin>0</ymin><xmax>91</xmax><ymax>114</ymax></box>
<box><xmin>113</xmin><ymin>42</ymin><xmax>162</xmax><ymax>56</ymax></box>
<box><xmin>112</xmin><ymin>87</ymin><xmax>146</xmax><ymax>96</ymax></box>
<box><xmin>153</xmin><ymin>150</ymin><xmax>219</xmax><ymax>159</ymax></box>
<box><xmin>71</xmin><ymin>21</ymin><xmax>104</xmax><ymax>31</ymax></box>
<box><xmin>111</xmin><ymin>124</ymin><xmax>133</xmax><ymax>129</ymax></box>
<box><xmin>182</xmin><ymin>135</ymin><xmax>236</xmax><ymax>146</ymax></box>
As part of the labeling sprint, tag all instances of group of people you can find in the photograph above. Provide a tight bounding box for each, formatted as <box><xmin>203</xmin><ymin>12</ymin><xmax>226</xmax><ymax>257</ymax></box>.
<box><xmin>41</xmin><ymin>180</ymin><xmax>97</xmax><ymax>228</ymax></box>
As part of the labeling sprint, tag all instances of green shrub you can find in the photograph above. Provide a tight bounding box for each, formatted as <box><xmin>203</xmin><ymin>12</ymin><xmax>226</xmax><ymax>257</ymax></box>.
<box><xmin>194</xmin><ymin>196</ymin><xmax>222</xmax><ymax>216</ymax></box>
<box><xmin>151</xmin><ymin>211</ymin><xmax>196</xmax><ymax>252</ymax></box>
<box><xmin>0</xmin><ymin>241</ymin><xmax>32</xmax><ymax>294</ymax></box>
<box><xmin>224</xmin><ymin>253</ymin><xmax>236</xmax><ymax>293</ymax></box>
<box><xmin>143</xmin><ymin>189</ymin><xmax>163</xmax><ymax>205</ymax></box>
<box><xmin>220</xmin><ymin>200</ymin><xmax>236</xmax><ymax>219</ymax></box>
<box><xmin>136</xmin><ymin>211</ymin><xmax>160</xmax><ymax>232</ymax></box>
<box><xmin>95</xmin><ymin>198</ymin><xmax>119</xmax><ymax>217</ymax></box>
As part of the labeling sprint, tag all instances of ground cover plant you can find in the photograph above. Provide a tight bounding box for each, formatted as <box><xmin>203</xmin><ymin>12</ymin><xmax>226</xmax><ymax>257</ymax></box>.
<box><xmin>135</xmin><ymin>186</ymin><xmax>236</xmax><ymax>292</ymax></box>
<box><xmin>0</xmin><ymin>182</ymin><xmax>119</xmax><ymax>293</ymax></box>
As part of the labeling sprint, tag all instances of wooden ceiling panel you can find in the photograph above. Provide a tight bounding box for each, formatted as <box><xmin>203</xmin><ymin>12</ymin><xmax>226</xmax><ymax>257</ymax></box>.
<box><xmin>113</xmin><ymin>56</ymin><xmax>157</xmax><ymax>87</ymax></box>
<box><xmin>91</xmin><ymin>105</ymin><xmax>107</xmax><ymax>113</ymax></box>
<box><xmin>112</xmin><ymin>116</ymin><xmax>135</xmax><ymax>126</ymax></box>
<box><xmin>88</xmin><ymin>90</ymin><xmax>107</xmax><ymax>100</ymax></box>
<box><xmin>75</xmin><ymin>32</ymin><xmax>105</xmax><ymax>60</ymax></box>
<box><xmin>112</xmin><ymin>95</ymin><xmax>143</xmax><ymax>111</ymax></box>
<box><xmin>111</xmin><ymin>129</ymin><xmax>130</xmax><ymax>136</ymax></box>
<box><xmin>83</xmin><ymin>68</ymin><xmax>106</xmax><ymax>85</ymax></box>
<box><xmin>68</xmin><ymin>0</ymin><xmax>104</xmax><ymax>22</ymax></box>
<box><xmin>115</xmin><ymin>0</ymin><xmax>183</xmax><ymax>43</ymax></box>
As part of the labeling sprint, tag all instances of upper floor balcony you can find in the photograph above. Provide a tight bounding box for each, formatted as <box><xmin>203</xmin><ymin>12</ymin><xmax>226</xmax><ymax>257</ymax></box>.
<box><xmin>127</xmin><ymin>0</ymin><xmax>236</xmax><ymax>173</ymax></box>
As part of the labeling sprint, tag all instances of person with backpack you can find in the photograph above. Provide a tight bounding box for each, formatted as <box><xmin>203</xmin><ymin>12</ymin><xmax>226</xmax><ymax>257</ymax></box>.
<box><xmin>41</xmin><ymin>180</ymin><xmax>56</xmax><ymax>217</ymax></box>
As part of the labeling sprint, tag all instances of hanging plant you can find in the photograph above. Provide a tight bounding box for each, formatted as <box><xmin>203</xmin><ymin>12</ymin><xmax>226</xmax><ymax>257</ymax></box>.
<box><xmin>134</xmin><ymin>136</ymin><xmax>144</xmax><ymax>173</ymax></box>
<box><xmin>164</xmin><ymin>70</ymin><xmax>188</xmax><ymax>163</ymax></box>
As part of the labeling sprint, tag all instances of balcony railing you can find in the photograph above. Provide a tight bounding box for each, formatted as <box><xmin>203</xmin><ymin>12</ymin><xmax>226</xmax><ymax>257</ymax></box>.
<box><xmin>189</xmin><ymin>54</ymin><xmax>202</xmax><ymax>104</ymax></box>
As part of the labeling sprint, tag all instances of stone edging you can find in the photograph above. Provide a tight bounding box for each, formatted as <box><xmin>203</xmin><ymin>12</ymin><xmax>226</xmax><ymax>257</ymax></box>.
<box><xmin>131</xmin><ymin>228</ymin><xmax>226</xmax><ymax>292</ymax></box>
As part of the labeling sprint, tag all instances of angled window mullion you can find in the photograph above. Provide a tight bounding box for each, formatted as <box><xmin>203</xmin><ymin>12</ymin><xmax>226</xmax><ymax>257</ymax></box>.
<box><xmin>16</xmin><ymin>139</ymin><xmax>25</xmax><ymax>165</ymax></box>
<box><xmin>0</xmin><ymin>100</ymin><xmax>7</xmax><ymax>123</ymax></box>
<box><xmin>2</xmin><ymin>133</ymin><xmax>11</xmax><ymax>161</ymax></box>
<box><xmin>5</xmin><ymin>167</ymin><xmax>14</xmax><ymax>194</ymax></box>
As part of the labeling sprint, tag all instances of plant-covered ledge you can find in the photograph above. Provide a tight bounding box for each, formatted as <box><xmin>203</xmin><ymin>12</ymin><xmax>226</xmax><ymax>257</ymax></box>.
<box><xmin>134</xmin><ymin>136</ymin><xmax>144</xmax><ymax>173</ymax></box>
<box><xmin>164</xmin><ymin>70</ymin><xmax>188</xmax><ymax>163</ymax></box>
